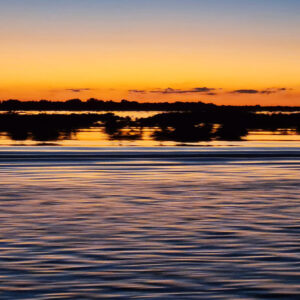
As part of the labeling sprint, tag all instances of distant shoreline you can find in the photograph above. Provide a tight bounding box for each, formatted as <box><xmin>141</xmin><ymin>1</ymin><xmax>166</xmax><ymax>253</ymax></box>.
<box><xmin>1</xmin><ymin>99</ymin><xmax>300</xmax><ymax>112</ymax></box>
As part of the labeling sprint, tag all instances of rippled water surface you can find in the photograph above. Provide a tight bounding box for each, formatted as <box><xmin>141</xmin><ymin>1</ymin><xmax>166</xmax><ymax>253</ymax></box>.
<box><xmin>0</xmin><ymin>148</ymin><xmax>300</xmax><ymax>299</ymax></box>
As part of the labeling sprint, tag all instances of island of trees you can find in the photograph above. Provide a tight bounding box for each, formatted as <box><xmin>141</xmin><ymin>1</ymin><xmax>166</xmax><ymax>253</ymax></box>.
<box><xmin>1</xmin><ymin>99</ymin><xmax>300</xmax><ymax>142</ymax></box>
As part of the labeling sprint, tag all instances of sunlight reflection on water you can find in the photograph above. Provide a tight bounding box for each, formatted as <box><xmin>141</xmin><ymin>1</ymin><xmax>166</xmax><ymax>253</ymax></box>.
<box><xmin>0</xmin><ymin>148</ymin><xmax>299</xmax><ymax>299</ymax></box>
<box><xmin>2</xmin><ymin>127</ymin><xmax>300</xmax><ymax>148</ymax></box>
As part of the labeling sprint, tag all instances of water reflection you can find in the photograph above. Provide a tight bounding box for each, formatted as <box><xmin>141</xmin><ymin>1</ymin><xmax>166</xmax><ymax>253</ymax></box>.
<box><xmin>2</xmin><ymin>111</ymin><xmax>300</xmax><ymax>147</ymax></box>
<box><xmin>0</xmin><ymin>151</ymin><xmax>299</xmax><ymax>299</ymax></box>
<box><xmin>0</xmin><ymin>110</ymin><xmax>162</xmax><ymax>119</ymax></box>
<box><xmin>2</xmin><ymin>126</ymin><xmax>300</xmax><ymax>148</ymax></box>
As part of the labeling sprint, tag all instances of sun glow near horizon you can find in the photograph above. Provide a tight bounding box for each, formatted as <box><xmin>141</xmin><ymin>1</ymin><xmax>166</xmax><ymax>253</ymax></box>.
<box><xmin>0</xmin><ymin>0</ymin><xmax>299</xmax><ymax>105</ymax></box>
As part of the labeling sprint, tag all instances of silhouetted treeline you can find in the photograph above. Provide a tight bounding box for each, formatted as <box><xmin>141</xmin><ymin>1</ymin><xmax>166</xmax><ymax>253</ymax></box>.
<box><xmin>1</xmin><ymin>109</ymin><xmax>300</xmax><ymax>143</ymax></box>
<box><xmin>0</xmin><ymin>99</ymin><xmax>216</xmax><ymax>111</ymax></box>
<box><xmin>0</xmin><ymin>113</ymin><xmax>128</xmax><ymax>142</ymax></box>
<box><xmin>1</xmin><ymin>98</ymin><xmax>300</xmax><ymax>112</ymax></box>
<box><xmin>136</xmin><ymin>111</ymin><xmax>300</xmax><ymax>141</ymax></box>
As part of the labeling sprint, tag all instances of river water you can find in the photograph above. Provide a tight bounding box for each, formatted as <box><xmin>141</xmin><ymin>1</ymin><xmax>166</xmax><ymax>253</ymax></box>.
<box><xmin>0</xmin><ymin>147</ymin><xmax>299</xmax><ymax>299</ymax></box>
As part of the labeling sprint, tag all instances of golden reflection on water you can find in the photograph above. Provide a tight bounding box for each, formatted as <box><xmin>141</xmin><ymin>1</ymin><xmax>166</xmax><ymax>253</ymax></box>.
<box><xmin>2</xmin><ymin>126</ymin><xmax>300</xmax><ymax>148</ymax></box>
<box><xmin>0</xmin><ymin>110</ymin><xmax>164</xmax><ymax>118</ymax></box>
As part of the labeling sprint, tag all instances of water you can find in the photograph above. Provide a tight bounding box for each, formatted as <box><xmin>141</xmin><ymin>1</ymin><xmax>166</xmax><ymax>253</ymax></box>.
<box><xmin>2</xmin><ymin>125</ymin><xmax>300</xmax><ymax>148</ymax></box>
<box><xmin>0</xmin><ymin>110</ymin><xmax>163</xmax><ymax>119</ymax></box>
<box><xmin>0</xmin><ymin>147</ymin><xmax>299</xmax><ymax>299</ymax></box>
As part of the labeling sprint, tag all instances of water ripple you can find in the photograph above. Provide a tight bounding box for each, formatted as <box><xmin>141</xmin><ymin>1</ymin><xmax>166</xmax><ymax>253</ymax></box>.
<box><xmin>0</xmin><ymin>150</ymin><xmax>300</xmax><ymax>299</ymax></box>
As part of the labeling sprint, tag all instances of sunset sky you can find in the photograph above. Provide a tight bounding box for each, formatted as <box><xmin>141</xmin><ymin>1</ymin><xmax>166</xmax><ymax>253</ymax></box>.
<box><xmin>0</xmin><ymin>0</ymin><xmax>299</xmax><ymax>105</ymax></box>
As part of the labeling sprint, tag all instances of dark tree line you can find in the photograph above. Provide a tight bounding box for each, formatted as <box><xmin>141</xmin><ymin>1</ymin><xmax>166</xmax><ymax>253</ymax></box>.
<box><xmin>1</xmin><ymin>98</ymin><xmax>300</xmax><ymax>112</ymax></box>
<box><xmin>0</xmin><ymin>99</ymin><xmax>216</xmax><ymax>111</ymax></box>
<box><xmin>1</xmin><ymin>108</ymin><xmax>300</xmax><ymax>142</ymax></box>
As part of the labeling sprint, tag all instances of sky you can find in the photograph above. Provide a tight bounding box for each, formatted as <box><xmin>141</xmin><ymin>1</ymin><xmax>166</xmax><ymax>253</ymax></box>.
<box><xmin>0</xmin><ymin>0</ymin><xmax>299</xmax><ymax>105</ymax></box>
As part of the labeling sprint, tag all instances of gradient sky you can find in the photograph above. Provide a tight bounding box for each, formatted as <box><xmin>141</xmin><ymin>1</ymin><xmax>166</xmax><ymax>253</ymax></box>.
<box><xmin>0</xmin><ymin>0</ymin><xmax>299</xmax><ymax>105</ymax></box>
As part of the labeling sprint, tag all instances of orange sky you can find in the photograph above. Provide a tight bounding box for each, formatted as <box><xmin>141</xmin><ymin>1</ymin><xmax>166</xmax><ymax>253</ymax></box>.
<box><xmin>0</xmin><ymin>0</ymin><xmax>299</xmax><ymax>105</ymax></box>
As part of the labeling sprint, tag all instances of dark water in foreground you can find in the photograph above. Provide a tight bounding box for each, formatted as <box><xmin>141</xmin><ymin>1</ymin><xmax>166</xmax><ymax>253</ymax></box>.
<box><xmin>0</xmin><ymin>147</ymin><xmax>300</xmax><ymax>299</ymax></box>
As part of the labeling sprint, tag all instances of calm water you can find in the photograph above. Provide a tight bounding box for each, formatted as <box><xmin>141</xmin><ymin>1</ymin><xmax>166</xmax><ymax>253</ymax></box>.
<box><xmin>0</xmin><ymin>110</ymin><xmax>163</xmax><ymax>119</ymax></box>
<box><xmin>0</xmin><ymin>147</ymin><xmax>299</xmax><ymax>299</ymax></box>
